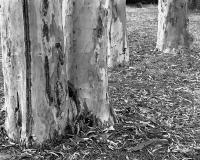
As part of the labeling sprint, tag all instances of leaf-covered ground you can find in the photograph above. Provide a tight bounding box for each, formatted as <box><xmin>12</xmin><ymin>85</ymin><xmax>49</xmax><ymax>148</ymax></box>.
<box><xmin>1</xmin><ymin>5</ymin><xmax>200</xmax><ymax>160</ymax></box>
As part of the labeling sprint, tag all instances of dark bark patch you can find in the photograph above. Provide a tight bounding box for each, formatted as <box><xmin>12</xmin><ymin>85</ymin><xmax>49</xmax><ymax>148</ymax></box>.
<box><xmin>42</xmin><ymin>0</ymin><xmax>49</xmax><ymax>16</ymax></box>
<box><xmin>122</xmin><ymin>47</ymin><xmax>126</xmax><ymax>55</ymax></box>
<box><xmin>44</xmin><ymin>56</ymin><xmax>53</xmax><ymax>104</ymax></box>
<box><xmin>22</xmin><ymin>0</ymin><xmax>32</xmax><ymax>142</ymax></box>
<box><xmin>55</xmin><ymin>81</ymin><xmax>62</xmax><ymax>106</ymax></box>
<box><xmin>55</xmin><ymin>81</ymin><xmax>64</xmax><ymax>117</ymax></box>
<box><xmin>67</xmin><ymin>80</ymin><xmax>81</xmax><ymax>116</ymax></box>
<box><xmin>95</xmin><ymin>51</ymin><xmax>99</xmax><ymax>63</ymax></box>
<box><xmin>6</xmin><ymin>40</ymin><xmax>11</xmax><ymax>57</ymax></box>
<box><xmin>109</xmin><ymin>29</ymin><xmax>111</xmax><ymax>42</ymax></box>
<box><xmin>42</xmin><ymin>21</ymin><xmax>49</xmax><ymax>42</ymax></box>
<box><xmin>16</xmin><ymin>92</ymin><xmax>22</xmax><ymax>127</ymax></box>
<box><xmin>55</xmin><ymin>43</ymin><xmax>64</xmax><ymax>65</ymax></box>
<box><xmin>96</xmin><ymin>17</ymin><xmax>103</xmax><ymax>38</ymax></box>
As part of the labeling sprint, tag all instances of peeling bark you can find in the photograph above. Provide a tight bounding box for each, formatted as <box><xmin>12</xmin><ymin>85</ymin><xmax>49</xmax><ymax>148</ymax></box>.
<box><xmin>1</xmin><ymin>0</ymin><xmax>75</xmax><ymax>144</ymax></box>
<box><xmin>107</xmin><ymin>0</ymin><xmax>129</xmax><ymax>68</ymax></box>
<box><xmin>1</xmin><ymin>0</ymin><xmax>116</xmax><ymax>145</ymax></box>
<box><xmin>156</xmin><ymin>0</ymin><xmax>192</xmax><ymax>53</ymax></box>
<box><xmin>69</xmin><ymin>0</ymin><xmax>116</xmax><ymax>126</ymax></box>
<box><xmin>28</xmin><ymin>0</ymin><xmax>72</xmax><ymax>144</ymax></box>
<box><xmin>1</xmin><ymin>0</ymin><xmax>26</xmax><ymax>143</ymax></box>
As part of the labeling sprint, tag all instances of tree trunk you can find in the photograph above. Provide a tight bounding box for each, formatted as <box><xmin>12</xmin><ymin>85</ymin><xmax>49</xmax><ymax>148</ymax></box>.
<box><xmin>1</xmin><ymin>0</ymin><xmax>78</xmax><ymax>144</ymax></box>
<box><xmin>197</xmin><ymin>0</ymin><xmax>200</xmax><ymax>9</ymax></box>
<box><xmin>69</xmin><ymin>0</ymin><xmax>116</xmax><ymax>125</ymax></box>
<box><xmin>156</xmin><ymin>0</ymin><xmax>192</xmax><ymax>53</ymax></box>
<box><xmin>188</xmin><ymin>0</ymin><xmax>196</xmax><ymax>9</ymax></box>
<box><xmin>1</xmin><ymin>0</ymin><xmax>116</xmax><ymax>145</ymax></box>
<box><xmin>108</xmin><ymin>0</ymin><xmax>129</xmax><ymax>67</ymax></box>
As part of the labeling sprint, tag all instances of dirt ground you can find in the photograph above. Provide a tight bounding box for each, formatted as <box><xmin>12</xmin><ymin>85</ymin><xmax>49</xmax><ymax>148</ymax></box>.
<box><xmin>1</xmin><ymin>5</ymin><xmax>200</xmax><ymax>160</ymax></box>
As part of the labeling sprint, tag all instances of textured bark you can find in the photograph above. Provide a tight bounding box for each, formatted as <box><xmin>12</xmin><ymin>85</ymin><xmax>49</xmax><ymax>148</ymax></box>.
<box><xmin>108</xmin><ymin>0</ymin><xmax>129</xmax><ymax>67</ymax></box>
<box><xmin>69</xmin><ymin>0</ymin><xmax>116</xmax><ymax>126</ymax></box>
<box><xmin>1</xmin><ymin>0</ymin><xmax>25</xmax><ymax>142</ymax></box>
<box><xmin>1</xmin><ymin>0</ymin><xmax>76</xmax><ymax>144</ymax></box>
<box><xmin>156</xmin><ymin>0</ymin><xmax>192</xmax><ymax>53</ymax></box>
<box><xmin>1</xmin><ymin>0</ymin><xmax>116</xmax><ymax>144</ymax></box>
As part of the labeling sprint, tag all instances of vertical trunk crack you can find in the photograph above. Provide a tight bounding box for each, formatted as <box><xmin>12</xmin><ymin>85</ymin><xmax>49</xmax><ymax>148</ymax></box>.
<box><xmin>44</xmin><ymin>56</ymin><xmax>53</xmax><ymax>104</ymax></box>
<box><xmin>22</xmin><ymin>0</ymin><xmax>32</xmax><ymax>143</ymax></box>
<box><xmin>16</xmin><ymin>92</ymin><xmax>22</xmax><ymax>127</ymax></box>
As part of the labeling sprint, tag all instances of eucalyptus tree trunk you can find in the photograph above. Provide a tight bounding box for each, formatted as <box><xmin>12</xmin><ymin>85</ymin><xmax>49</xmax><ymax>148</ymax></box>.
<box><xmin>1</xmin><ymin>0</ymin><xmax>77</xmax><ymax>145</ymax></box>
<box><xmin>1</xmin><ymin>0</ymin><xmax>116</xmax><ymax>145</ymax></box>
<box><xmin>107</xmin><ymin>0</ymin><xmax>129</xmax><ymax>68</ymax></box>
<box><xmin>69</xmin><ymin>0</ymin><xmax>116</xmax><ymax>125</ymax></box>
<box><xmin>156</xmin><ymin>0</ymin><xmax>192</xmax><ymax>53</ymax></box>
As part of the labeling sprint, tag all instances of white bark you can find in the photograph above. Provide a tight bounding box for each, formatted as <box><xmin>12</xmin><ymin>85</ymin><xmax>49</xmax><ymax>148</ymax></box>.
<box><xmin>69</xmin><ymin>0</ymin><xmax>116</xmax><ymax>125</ymax></box>
<box><xmin>108</xmin><ymin>0</ymin><xmax>129</xmax><ymax>67</ymax></box>
<box><xmin>1</xmin><ymin>0</ymin><xmax>25</xmax><ymax>142</ymax></box>
<box><xmin>1</xmin><ymin>0</ymin><xmax>76</xmax><ymax>144</ymax></box>
<box><xmin>1</xmin><ymin>0</ymin><xmax>116</xmax><ymax>144</ymax></box>
<box><xmin>156</xmin><ymin>0</ymin><xmax>192</xmax><ymax>53</ymax></box>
